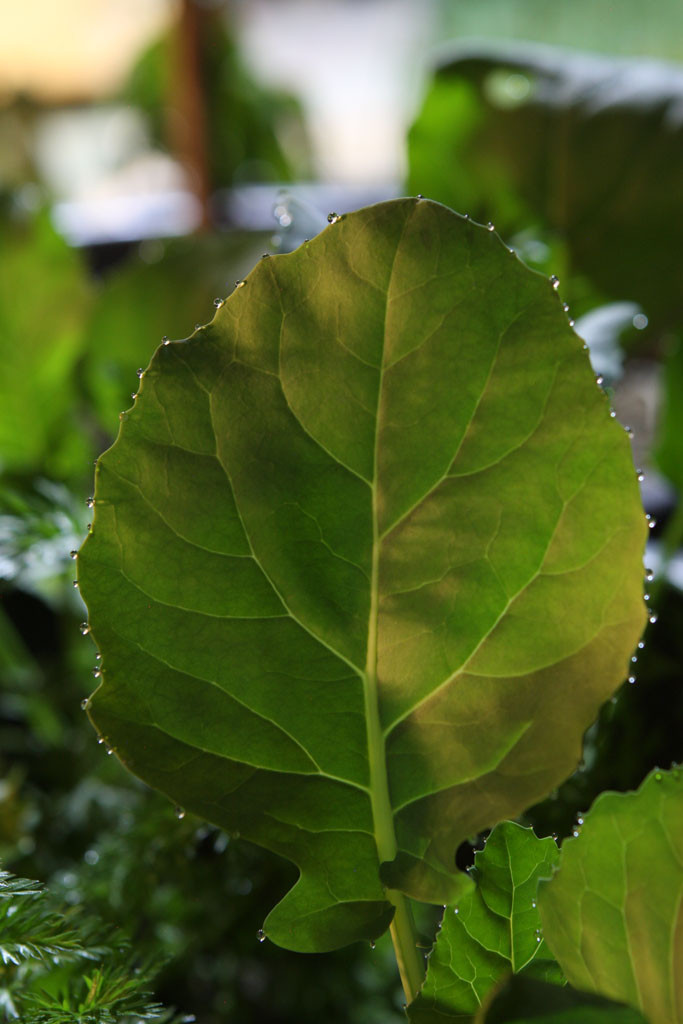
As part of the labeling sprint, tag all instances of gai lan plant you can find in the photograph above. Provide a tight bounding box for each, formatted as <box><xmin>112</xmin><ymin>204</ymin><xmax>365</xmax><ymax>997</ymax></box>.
<box><xmin>76</xmin><ymin>199</ymin><xmax>674</xmax><ymax>1019</ymax></box>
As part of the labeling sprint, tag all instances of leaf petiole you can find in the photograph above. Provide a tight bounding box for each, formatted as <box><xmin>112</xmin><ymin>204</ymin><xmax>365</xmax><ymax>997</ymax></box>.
<box><xmin>388</xmin><ymin>892</ymin><xmax>425</xmax><ymax>1005</ymax></box>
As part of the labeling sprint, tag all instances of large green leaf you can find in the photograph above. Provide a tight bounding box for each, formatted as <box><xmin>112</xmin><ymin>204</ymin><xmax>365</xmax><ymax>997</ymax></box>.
<box><xmin>77</xmin><ymin>198</ymin><xmax>646</xmax><ymax>953</ymax></box>
<box><xmin>407</xmin><ymin>823</ymin><xmax>562</xmax><ymax>1023</ymax></box>
<box><xmin>538</xmin><ymin>767</ymin><xmax>683</xmax><ymax>1023</ymax></box>
<box><xmin>407</xmin><ymin>43</ymin><xmax>683</xmax><ymax>329</ymax></box>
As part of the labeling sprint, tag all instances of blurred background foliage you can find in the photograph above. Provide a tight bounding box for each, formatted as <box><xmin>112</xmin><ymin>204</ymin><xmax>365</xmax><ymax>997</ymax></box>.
<box><xmin>0</xmin><ymin>1</ymin><xmax>682</xmax><ymax>1021</ymax></box>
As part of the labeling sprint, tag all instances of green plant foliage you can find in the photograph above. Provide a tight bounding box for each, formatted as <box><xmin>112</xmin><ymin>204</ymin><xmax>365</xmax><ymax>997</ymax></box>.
<box><xmin>84</xmin><ymin>232</ymin><xmax>271</xmax><ymax>434</ymax></box>
<box><xmin>0</xmin><ymin>209</ymin><xmax>92</xmax><ymax>479</ymax></box>
<box><xmin>77</xmin><ymin>198</ymin><xmax>646</xmax><ymax>955</ymax></box>
<box><xmin>407</xmin><ymin>42</ymin><xmax>683</xmax><ymax>329</ymax></box>
<box><xmin>538</xmin><ymin>766</ymin><xmax>683</xmax><ymax>1024</ymax></box>
<box><xmin>407</xmin><ymin>823</ymin><xmax>562</xmax><ymax>1023</ymax></box>
<box><xmin>475</xmin><ymin>974</ymin><xmax>648</xmax><ymax>1024</ymax></box>
<box><xmin>0</xmin><ymin>868</ymin><xmax>181</xmax><ymax>1023</ymax></box>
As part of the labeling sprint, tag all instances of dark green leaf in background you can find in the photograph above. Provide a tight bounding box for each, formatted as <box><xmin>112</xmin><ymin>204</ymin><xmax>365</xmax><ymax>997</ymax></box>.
<box><xmin>476</xmin><ymin>974</ymin><xmax>649</xmax><ymax>1024</ymax></box>
<box><xmin>78</xmin><ymin>198</ymin><xmax>646</xmax><ymax>953</ymax></box>
<box><xmin>538</xmin><ymin>766</ymin><xmax>683</xmax><ymax>1024</ymax></box>
<box><xmin>407</xmin><ymin>823</ymin><xmax>562</xmax><ymax>1023</ymax></box>
<box><xmin>0</xmin><ymin>210</ymin><xmax>92</xmax><ymax>479</ymax></box>
<box><xmin>84</xmin><ymin>231</ymin><xmax>270</xmax><ymax>434</ymax></box>
<box><xmin>408</xmin><ymin>43</ymin><xmax>683</xmax><ymax>330</ymax></box>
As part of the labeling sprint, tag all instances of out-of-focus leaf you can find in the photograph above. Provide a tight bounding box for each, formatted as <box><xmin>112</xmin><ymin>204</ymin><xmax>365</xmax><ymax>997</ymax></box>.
<box><xmin>476</xmin><ymin>974</ymin><xmax>648</xmax><ymax>1024</ymax></box>
<box><xmin>655</xmin><ymin>334</ymin><xmax>683</xmax><ymax>493</ymax></box>
<box><xmin>574</xmin><ymin>303</ymin><xmax>643</xmax><ymax>387</ymax></box>
<box><xmin>407</xmin><ymin>823</ymin><xmax>562</xmax><ymax>1023</ymax></box>
<box><xmin>0</xmin><ymin>480</ymin><xmax>85</xmax><ymax>606</ymax></box>
<box><xmin>0</xmin><ymin>210</ymin><xmax>92</xmax><ymax>478</ymax></box>
<box><xmin>538</xmin><ymin>767</ymin><xmax>683</xmax><ymax>1023</ymax></box>
<box><xmin>78</xmin><ymin>199</ymin><xmax>646</xmax><ymax>954</ymax></box>
<box><xmin>84</xmin><ymin>231</ymin><xmax>270</xmax><ymax>434</ymax></box>
<box><xmin>407</xmin><ymin>42</ymin><xmax>683</xmax><ymax>329</ymax></box>
<box><xmin>121</xmin><ymin>14</ymin><xmax>311</xmax><ymax>186</ymax></box>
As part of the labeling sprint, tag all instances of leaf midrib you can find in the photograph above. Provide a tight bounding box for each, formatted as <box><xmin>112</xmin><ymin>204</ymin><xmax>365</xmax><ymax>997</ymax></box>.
<box><xmin>362</xmin><ymin>208</ymin><xmax>415</xmax><ymax>866</ymax></box>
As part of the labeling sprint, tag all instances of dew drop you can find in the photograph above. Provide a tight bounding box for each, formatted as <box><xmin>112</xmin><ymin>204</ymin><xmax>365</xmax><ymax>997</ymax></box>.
<box><xmin>162</xmin><ymin>336</ymin><xmax>170</xmax><ymax>345</ymax></box>
<box><xmin>572</xmin><ymin>830</ymin><xmax>580</xmax><ymax>838</ymax></box>
<box><xmin>595</xmin><ymin>375</ymin><xmax>604</xmax><ymax>387</ymax></box>
<box><xmin>628</xmin><ymin>675</ymin><xmax>636</xmax><ymax>684</ymax></box>
<box><xmin>454</xmin><ymin>907</ymin><xmax>459</xmax><ymax>914</ymax></box>
<box><xmin>327</xmin><ymin>212</ymin><xmax>340</xmax><ymax>224</ymax></box>
<box><xmin>95</xmin><ymin>652</ymin><xmax>101</xmax><ymax>660</ymax></box>
<box><xmin>175</xmin><ymin>806</ymin><xmax>185</xmax><ymax>820</ymax></box>
<box><xmin>106</xmin><ymin>747</ymin><xmax>114</xmax><ymax>756</ymax></box>
<box><xmin>463</xmin><ymin>213</ymin><xmax>470</xmax><ymax>221</ymax></box>
<box><xmin>536</xmin><ymin>935</ymin><xmax>542</xmax><ymax>943</ymax></box>
<box><xmin>568</xmin><ymin>319</ymin><xmax>575</xmax><ymax>327</ymax></box>
<box><xmin>577</xmin><ymin>816</ymin><xmax>584</xmax><ymax>825</ymax></box>
<box><xmin>655</xmin><ymin>771</ymin><xmax>663</xmax><ymax>782</ymax></box>
<box><xmin>79</xmin><ymin>622</ymin><xmax>90</xmax><ymax>635</ymax></box>
<box><xmin>370</xmin><ymin>940</ymin><xmax>376</xmax><ymax>950</ymax></box>
<box><xmin>92</xmin><ymin>667</ymin><xmax>101</xmax><ymax>678</ymax></box>
<box><xmin>551</xmin><ymin>832</ymin><xmax>558</xmax><ymax>842</ymax></box>
<box><xmin>86</xmin><ymin>497</ymin><xmax>94</xmax><ymax>508</ymax></box>
<box><xmin>562</xmin><ymin>302</ymin><xmax>570</xmax><ymax>312</ymax></box>
<box><xmin>486</xmin><ymin>221</ymin><xmax>495</xmax><ymax>231</ymax></box>
<box><xmin>136</xmin><ymin>368</ymin><xmax>144</xmax><ymax>378</ymax></box>
<box><xmin>416</xmin><ymin>194</ymin><xmax>423</xmax><ymax>199</ymax></box>
<box><xmin>97</xmin><ymin>737</ymin><xmax>104</xmax><ymax>745</ymax></box>
<box><xmin>609</xmin><ymin>409</ymin><xmax>617</xmax><ymax>418</ymax></box>
<box><xmin>636</xmin><ymin>469</ymin><xmax>645</xmax><ymax>481</ymax></box>
<box><xmin>531</xmin><ymin>899</ymin><xmax>537</xmax><ymax>908</ymax></box>
<box><xmin>80</xmin><ymin>698</ymin><xmax>89</xmax><ymax>710</ymax></box>
<box><xmin>131</xmin><ymin>392</ymin><xmax>138</xmax><ymax>401</ymax></box>
<box><xmin>73</xmin><ymin>580</ymin><xmax>79</xmax><ymax>588</ymax></box>
<box><xmin>70</xmin><ymin>550</ymin><xmax>78</xmax><ymax>560</ymax></box>
<box><xmin>213</xmin><ymin>297</ymin><xmax>224</xmax><ymax>308</ymax></box>
<box><xmin>649</xmin><ymin>612</ymin><xmax>658</xmax><ymax>624</ymax></box>
<box><xmin>631</xmin><ymin>654</ymin><xmax>638</xmax><ymax>663</ymax></box>
<box><xmin>549</xmin><ymin>274</ymin><xmax>560</xmax><ymax>290</ymax></box>
<box><xmin>645</xmin><ymin>569</ymin><xmax>654</xmax><ymax>582</ymax></box>
<box><xmin>235</xmin><ymin>280</ymin><xmax>246</xmax><ymax>289</ymax></box>
<box><xmin>625</xmin><ymin>425</ymin><xmax>634</xmax><ymax>438</ymax></box>
<box><xmin>257</xmin><ymin>928</ymin><xmax>266</xmax><ymax>942</ymax></box>
<box><xmin>646</xmin><ymin>515</ymin><xmax>656</xmax><ymax>529</ymax></box>
<box><xmin>194</xmin><ymin>323</ymin><xmax>202</xmax><ymax>331</ymax></box>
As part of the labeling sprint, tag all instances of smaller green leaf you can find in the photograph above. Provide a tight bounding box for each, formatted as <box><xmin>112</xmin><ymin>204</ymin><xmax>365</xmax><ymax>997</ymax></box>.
<box><xmin>407</xmin><ymin>823</ymin><xmax>562</xmax><ymax>1023</ymax></box>
<box><xmin>538</xmin><ymin>767</ymin><xmax>683</xmax><ymax>1024</ymax></box>
<box><xmin>476</xmin><ymin>975</ymin><xmax>649</xmax><ymax>1024</ymax></box>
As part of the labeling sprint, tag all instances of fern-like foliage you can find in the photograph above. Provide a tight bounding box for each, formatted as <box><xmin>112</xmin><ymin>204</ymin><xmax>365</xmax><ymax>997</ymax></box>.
<box><xmin>0</xmin><ymin>868</ymin><xmax>190</xmax><ymax>1024</ymax></box>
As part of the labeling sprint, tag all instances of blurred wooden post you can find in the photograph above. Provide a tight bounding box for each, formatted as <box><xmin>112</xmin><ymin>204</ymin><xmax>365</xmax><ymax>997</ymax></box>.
<box><xmin>171</xmin><ymin>0</ymin><xmax>212</xmax><ymax>230</ymax></box>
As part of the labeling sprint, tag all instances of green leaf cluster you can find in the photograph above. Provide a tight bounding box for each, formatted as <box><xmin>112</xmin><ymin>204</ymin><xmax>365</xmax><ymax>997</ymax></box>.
<box><xmin>0</xmin><ymin>868</ymin><xmax>182</xmax><ymax>1024</ymax></box>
